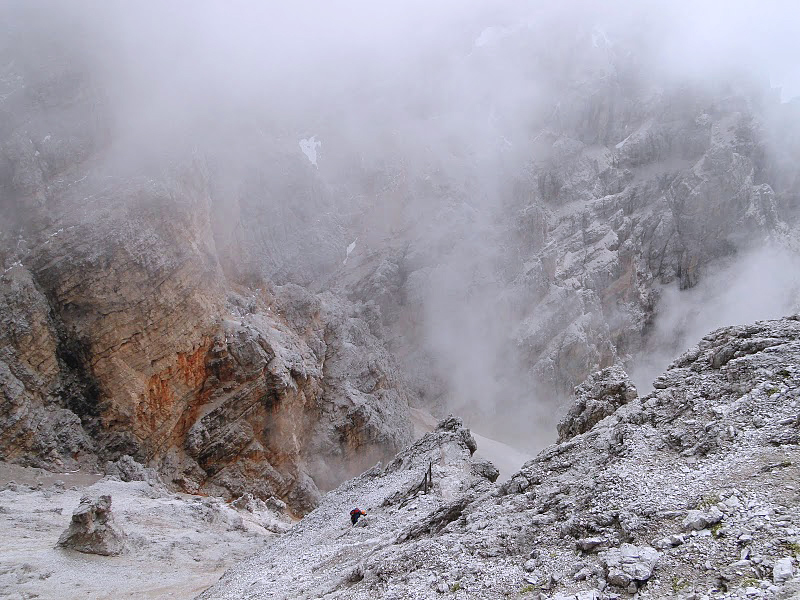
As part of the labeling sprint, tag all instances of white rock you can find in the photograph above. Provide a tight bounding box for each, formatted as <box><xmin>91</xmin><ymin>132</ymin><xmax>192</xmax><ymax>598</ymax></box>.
<box><xmin>773</xmin><ymin>557</ymin><xmax>794</xmax><ymax>583</ymax></box>
<box><xmin>654</xmin><ymin>533</ymin><xmax>685</xmax><ymax>549</ymax></box>
<box><xmin>724</xmin><ymin>495</ymin><xmax>742</xmax><ymax>510</ymax></box>
<box><xmin>602</xmin><ymin>544</ymin><xmax>659</xmax><ymax>587</ymax></box>
<box><xmin>576</xmin><ymin>537</ymin><xmax>604</xmax><ymax>552</ymax></box>
<box><xmin>683</xmin><ymin>507</ymin><xmax>724</xmax><ymax>531</ymax></box>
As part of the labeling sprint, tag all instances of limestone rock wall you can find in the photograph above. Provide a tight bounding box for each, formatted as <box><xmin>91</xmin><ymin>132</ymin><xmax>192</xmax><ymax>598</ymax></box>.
<box><xmin>0</xmin><ymin>47</ymin><xmax>413</xmax><ymax>512</ymax></box>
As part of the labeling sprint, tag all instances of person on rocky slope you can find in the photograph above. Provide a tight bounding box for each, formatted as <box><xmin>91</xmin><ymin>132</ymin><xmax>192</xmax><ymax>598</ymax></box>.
<box><xmin>350</xmin><ymin>508</ymin><xmax>367</xmax><ymax>525</ymax></box>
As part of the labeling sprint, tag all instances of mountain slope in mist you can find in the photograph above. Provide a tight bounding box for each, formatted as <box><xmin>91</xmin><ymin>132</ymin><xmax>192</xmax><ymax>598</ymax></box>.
<box><xmin>1</xmin><ymin>1</ymin><xmax>799</xmax><ymax>511</ymax></box>
<box><xmin>0</xmin><ymin>44</ymin><xmax>413</xmax><ymax>509</ymax></box>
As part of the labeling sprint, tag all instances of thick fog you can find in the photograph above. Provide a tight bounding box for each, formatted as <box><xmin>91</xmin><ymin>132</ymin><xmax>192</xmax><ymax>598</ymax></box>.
<box><xmin>631</xmin><ymin>244</ymin><xmax>800</xmax><ymax>392</ymax></box>
<box><xmin>2</xmin><ymin>0</ymin><xmax>799</xmax><ymax>451</ymax></box>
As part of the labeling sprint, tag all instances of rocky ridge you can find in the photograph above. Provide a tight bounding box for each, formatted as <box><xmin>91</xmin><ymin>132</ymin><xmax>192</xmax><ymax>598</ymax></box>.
<box><xmin>199</xmin><ymin>315</ymin><xmax>800</xmax><ymax>599</ymax></box>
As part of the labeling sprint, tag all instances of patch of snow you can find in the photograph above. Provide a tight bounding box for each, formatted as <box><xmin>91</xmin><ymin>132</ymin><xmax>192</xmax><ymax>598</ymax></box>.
<box><xmin>343</xmin><ymin>238</ymin><xmax>357</xmax><ymax>265</ymax></box>
<box><xmin>591</xmin><ymin>27</ymin><xmax>611</xmax><ymax>49</ymax></box>
<box><xmin>299</xmin><ymin>136</ymin><xmax>321</xmax><ymax>167</ymax></box>
<box><xmin>615</xmin><ymin>134</ymin><xmax>631</xmax><ymax>149</ymax></box>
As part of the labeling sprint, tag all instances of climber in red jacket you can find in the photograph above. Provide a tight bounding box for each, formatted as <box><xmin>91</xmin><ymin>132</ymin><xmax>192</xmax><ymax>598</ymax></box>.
<box><xmin>350</xmin><ymin>508</ymin><xmax>366</xmax><ymax>525</ymax></box>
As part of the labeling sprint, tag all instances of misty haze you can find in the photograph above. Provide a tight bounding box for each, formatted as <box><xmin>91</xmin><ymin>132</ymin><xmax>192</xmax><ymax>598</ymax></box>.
<box><xmin>1</xmin><ymin>1</ymin><xmax>799</xmax><ymax>598</ymax></box>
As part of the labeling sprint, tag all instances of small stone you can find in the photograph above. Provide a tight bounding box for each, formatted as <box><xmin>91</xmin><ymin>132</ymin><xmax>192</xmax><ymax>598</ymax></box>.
<box><xmin>523</xmin><ymin>574</ymin><xmax>539</xmax><ymax>586</ymax></box>
<box><xmin>683</xmin><ymin>507</ymin><xmax>724</xmax><ymax>531</ymax></box>
<box><xmin>654</xmin><ymin>534</ymin><xmax>685</xmax><ymax>549</ymax></box>
<box><xmin>724</xmin><ymin>495</ymin><xmax>742</xmax><ymax>510</ymax></box>
<box><xmin>576</xmin><ymin>537</ymin><xmax>604</xmax><ymax>552</ymax></box>
<box><xmin>265</xmin><ymin>496</ymin><xmax>287</xmax><ymax>513</ymax></box>
<box><xmin>714</xmin><ymin>526</ymin><xmax>730</xmax><ymax>538</ymax></box>
<box><xmin>729</xmin><ymin>560</ymin><xmax>751</xmax><ymax>569</ymax></box>
<box><xmin>744</xmin><ymin>586</ymin><xmax>760</xmax><ymax>596</ymax></box>
<box><xmin>626</xmin><ymin>581</ymin><xmax>637</xmax><ymax>594</ymax></box>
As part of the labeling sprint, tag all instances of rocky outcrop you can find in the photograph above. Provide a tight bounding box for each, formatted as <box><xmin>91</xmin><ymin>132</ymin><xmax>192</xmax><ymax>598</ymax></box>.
<box><xmin>56</xmin><ymin>494</ymin><xmax>126</xmax><ymax>556</ymax></box>
<box><xmin>0</xmin><ymin>181</ymin><xmax>413</xmax><ymax>512</ymax></box>
<box><xmin>198</xmin><ymin>415</ymin><xmax>499</xmax><ymax>600</ymax></box>
<box><xmin>326</xmin><ymin>39</ymin><xmax>800</xmax><ymax>434</ymax></box>
<box><xmin>200</xmin><ymin>316</ymin><xmax>800</xmax><ymax>599</ymax></box>
<box><xmin>557</xmin><ymin>365</ymin><xmax>638</xmax><ymax>442</ymax></box>
<box><xmin>105</xmin><ymin>455</ymin><xmax>164</xmax><ymax>487</ymax></box>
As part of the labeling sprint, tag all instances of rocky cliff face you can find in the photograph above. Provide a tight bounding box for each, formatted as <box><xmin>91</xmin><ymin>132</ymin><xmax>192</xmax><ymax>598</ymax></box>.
<box><xmin>328</xmin><ymin>70</ymin><xmax>800</xmax><ymax>441</ymax></box>
<box><xmin>0</xmin><ymin>194</ymin><xmax>413</xmax><ymax>511</ymax></box>
<box><xmin>199</xmin><ymin>315</ymin><xmax>800</xmax><ymax>599</ymax></box>
<box><xmin>0</xmin><ymin>40</ymin><xmax>413</xmax><ymax>511</ymax></box>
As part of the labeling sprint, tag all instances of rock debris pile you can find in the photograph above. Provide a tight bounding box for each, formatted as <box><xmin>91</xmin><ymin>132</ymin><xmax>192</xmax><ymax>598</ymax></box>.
<box><xmin>200</xmin><ymin>316</ymin><xmax>800</xmax><ymax>600</ymax></box>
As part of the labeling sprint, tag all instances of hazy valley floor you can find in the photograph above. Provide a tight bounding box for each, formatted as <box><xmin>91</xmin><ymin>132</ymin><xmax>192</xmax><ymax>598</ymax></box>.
<box><xmin>0</xmin><ymin>421</ymin><xmax>530</xmax><ymax>600</ymax></box>
<box><xmin>0</xmin><ymin>463</ymin><xmax>289</xmax><ymax>600</ymax></box>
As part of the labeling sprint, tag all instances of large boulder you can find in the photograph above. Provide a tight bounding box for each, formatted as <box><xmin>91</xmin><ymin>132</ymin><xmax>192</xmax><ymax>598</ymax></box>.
<box><xmin>602</xmin><ymin>544</ymin><xmax>660</xmax><ymax>588</ymax></box>
<box><xmin>57</xmin><ymin>495</ymin><xmax>126</xmax><ymax>556</ymax></box>
<box><xmin>682</xmin><ymin>507</ymin><xmax>724</xmax><ymax>531</ymax></box>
